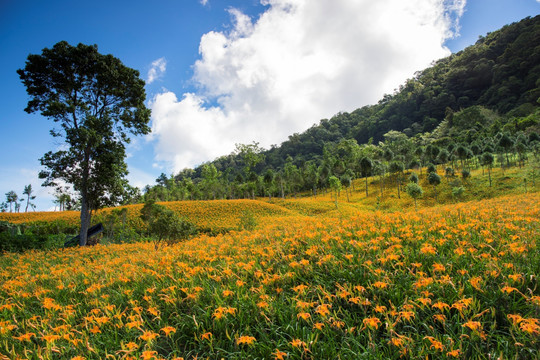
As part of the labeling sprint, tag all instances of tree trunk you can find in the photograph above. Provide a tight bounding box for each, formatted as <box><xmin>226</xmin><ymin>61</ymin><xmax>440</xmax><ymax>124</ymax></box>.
<box><xmin>366</xmin><ymin>175</ymin><xmax>369</xmax><ymax>197</ymax></box>
<box><xmin>79</xmin><ymin>196</ymin><xmax>91</xmax><ymax>246</ymax></box>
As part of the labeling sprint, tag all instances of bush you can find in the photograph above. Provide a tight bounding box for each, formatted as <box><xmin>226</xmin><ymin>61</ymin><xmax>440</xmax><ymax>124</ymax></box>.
<box><xmin>0</xmin><ymin>221</ymin><xmax>65</xmax><ymax>252</ymax></box>
<box><xmin>140</xmin><ymin>200</ymin><xmax>198</xmax><ymax>249</ymax></box>
<box><xmin>238</xmin><ymin>210</ymin><xmax>257</xmax><ymax>231</ymax></box>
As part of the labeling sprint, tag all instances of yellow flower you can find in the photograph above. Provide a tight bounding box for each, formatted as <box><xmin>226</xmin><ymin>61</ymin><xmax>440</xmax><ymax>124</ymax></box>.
<box><xmin>297</xmin><ymin>312</ymin><xmax>311</xmax><ymax>321</ymax></box>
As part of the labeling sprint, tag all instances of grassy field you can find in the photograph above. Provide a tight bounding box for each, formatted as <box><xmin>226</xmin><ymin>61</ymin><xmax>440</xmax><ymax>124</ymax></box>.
<box><xmin>0</xmin><ymin>166</ymin><xmax>539</xmax><ymax>359</ymax></box>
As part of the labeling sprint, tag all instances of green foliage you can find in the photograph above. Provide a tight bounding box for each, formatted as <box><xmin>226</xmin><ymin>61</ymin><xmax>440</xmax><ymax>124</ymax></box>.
<box><xmin>405</xmin><ymin>182</ymin><xmax>423</xmax><ymax>210</ymax></box>
<box><xmin>140</xmin><ymin>200</ymin><xmax>197</xmax><ymax>249</ymax></box>
<box><xmin>0</xmin><ymin>221</ymin><xmax>68</xmax><ymax>252</ymax></box>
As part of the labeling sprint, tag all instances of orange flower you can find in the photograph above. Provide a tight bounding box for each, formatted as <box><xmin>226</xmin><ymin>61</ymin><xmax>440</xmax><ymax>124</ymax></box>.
<box><xmin>519</xmin><ymin>318</ymin><xmax>540</xmax><ymax>335</ymax></box>
<box><xmin>141</xmin><ymin>350</ymin><xmax>158</xmax><ymax>360</ymax></box>
<box><xmin>463</xmin><ymin>320</ymin><xmax>482</xmax><ymax>331</ymax></box>
<box><xmin>273</xmin><ymin>349</ymin><xmax>288</xmax><ymax>360</ymax></box>
<box><xmin>13</xmin><ymin>332</ymin><xmax>35</xmax><ymax>342</ymax></box>
<box><xmin>447</xmin><ymin>349</ymin><xmax>460</xmax><ymax>358</ymax></box>
<box><xmin>160</xmin><ymin>326</ymin><xmax>176</xmax><ymax>336</ymax></box>
<box><xmin>363</xmin><ymin>317</ymin><xmax>381</xmax><ymax>329</ymax></box>
<box><xmin>290</xmin><ymin>338</ymin><xmax>307</xmax><ymax>348</ymax></box>
<box><xmin>237</xmin><ymin>335</ymin><xmax>256</xmax><ymax>345</ymax></box>
<box><xmin>424</xmin><ymin>336</ymin><xmax>444</xmax><ymax>351</ymax></box>
<box><xmin>297</xmin><ymin>312</ymin><xmax>311</xmax><ymax>321</ymax></box>
<box><xmin>201</xmin><ymin>331</ymin><xmax>213</xmax><ymax>340</ymax></box>
<box><xmin>139</xmin><ymin>330</ymin><xmax>159</xmax><ymax>341</ymax></box>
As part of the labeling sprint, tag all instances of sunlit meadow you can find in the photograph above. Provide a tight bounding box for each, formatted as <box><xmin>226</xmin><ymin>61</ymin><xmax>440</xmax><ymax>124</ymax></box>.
<box><xmin>0</xmin><ymin>190</ymin><xmax>539</xmax><ymax>359</ymax></box>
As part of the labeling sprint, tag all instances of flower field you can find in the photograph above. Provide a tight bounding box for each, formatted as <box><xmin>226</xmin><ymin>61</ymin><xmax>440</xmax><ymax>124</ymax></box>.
<box><xmin>0</xmin><ymin>193</ymin><xmax>539</xmax><ymax>359</ymax></box>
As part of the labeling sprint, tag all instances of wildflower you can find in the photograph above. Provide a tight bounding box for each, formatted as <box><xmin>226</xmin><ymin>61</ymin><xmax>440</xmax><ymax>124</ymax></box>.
<box><xmin>374</xmin><ymin>305</ymin><xmax>387</xmax><ymax>313</ymax></box>
<box><xmin>161</xmin><ymin>326</ymin><xmax>176</xmax><ymax>336</ymax></box>
<box><xmin>90</xmin><ymin>325</ymin><xmax>101</xmax><ymax>334</ymax></box>
<box><xmin>274</xmin><ymin>349</ymin><xmax>288</xmax><ymax>359</ymax></box>
<box><xmin>139</xmin><ymin>330</ymin><xmax>159</xmax><ymax>341</ymax></box>
<box><xmin>257</xmin><ymin>301</ymin><xmax>269</xmax><ymax>309</ymax></box>
<box><xmin>222</xmin><ymin>289</ymin><xmax>234</xmax><ymax>297</ymax></box>
<box><xmin>501</xmin><ymin>286</ymin><xmax>518</xmax><ymax>294</ymax></box>
<box><xmin>141</xmin><ymin>350</ymin><xmax>158</xmax><ymax>360</ymax></box>
<box><xmin>519</xmin><ymin>318</ymin><xmax>540</xmax><ymax>335</ymax></box>
<box><xmin>363</xmin><ymin>317</ymin><xmax>381</xmax><ymax>329</ymax></box>
<box><xmin>297</xmin><ymin>312</ymin><xmax>311</xmax><ymax>321</ymax></box>
<box><xmin>372</xmin><ymin>281</ymin><xmax>389</xmax><ymax>289</ymax></box>
<box><xmin>13</xmin><ymin>332</ymin><xmax>35</xmax><ymax>342</ymax></box>
<box><xmin>507</xmin><ymin>314</ymin><xmax>523</xmax><ymax>326</ymax></box>
<box><xmin>432</xmin><ymin>301</ymin><xmax>450</xmax><ymax>311</ymax></box>
<box><xmin>469</xmin><ymin>276</ymin><xmax>483</xmax><ymax>291</ymax></box>
<box><xmin>313</xmin><ymin>322</ymin><xmax>325</xmax><ymax>330</ymax></box>
<box><xmin>315</xmin><ymin>304</ymin><xmax>331</xmax><ymax>317</ymax></box>
<box><xmin>399</xmin><ymin>311</ymin><xmax>415</xmax><ymax>321</ymax></box>
<box><xmin>237</xmin><ymin>335</ymin><xmax>256</xmax><ymax>345</ymax></box>
<box><xmin>201</xmin><ymin>331</ymin><xmax>213</xmax><ymax>340</ymax></box>
<box><xmin>447</xmin><ymin>349</ymin><xmax>460</xmax><ymax>358</ymax></box>
<box><xmin>433</xmin><ymin>314</ymin><xmax>446</xmax><ymax>324</ymax></box>
<box><xmin>290</xmin><ymin>338</ymin><xmax>307</xmax><ymax>348</ymax></box>
<box><xmin>463</xmin><ymin>320</ymin><xmax>482</xmax><ymax>331</ymax></box>
<box><xmin>125</xmin><ymin>342</ymin><xmax>139</xmax><ymax>350</ymax></box>
<box><xmin>424</xmin><ymin>336</ymin><xmax>444</xmax><ymax>351</ymax></box>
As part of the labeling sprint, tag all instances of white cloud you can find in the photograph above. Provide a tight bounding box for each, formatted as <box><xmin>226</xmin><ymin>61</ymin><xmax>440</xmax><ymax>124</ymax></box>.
<box><xmin>151</xmin><ymin>0</ymin><xmax>467</xmax><ymax>173</ymax></box>
<box><xmin>146</xmin><ymin>57</ymin><xmax>167</xmax><ymax>85</ymax></box>
<box><xmin>200</xmin><ymin>0</ymin><xmax>209</xmax><ymax>5</ymax></box>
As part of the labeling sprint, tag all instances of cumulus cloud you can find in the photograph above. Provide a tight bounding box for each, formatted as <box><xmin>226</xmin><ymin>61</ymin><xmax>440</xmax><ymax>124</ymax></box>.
<box><xmin>151</xmin><ymin>0</ymin><xmax>467</xmax><ymax>172</ymax></box>
<box><xmin>200</xmin><ymin>0</ymin><xmax>209</xmax><ymax>5</ymax></box>
<box><xmin>146</xmin><ymin>57</ymin><xmax>167</xmax><ymax>85</ymax></box>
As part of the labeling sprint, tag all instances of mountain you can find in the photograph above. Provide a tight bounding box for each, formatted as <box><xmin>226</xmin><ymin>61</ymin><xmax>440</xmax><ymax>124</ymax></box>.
<box><xmin>145</xmin><ymin>15</ymin><xmax>540</xmax><ymax>200</ymax></box>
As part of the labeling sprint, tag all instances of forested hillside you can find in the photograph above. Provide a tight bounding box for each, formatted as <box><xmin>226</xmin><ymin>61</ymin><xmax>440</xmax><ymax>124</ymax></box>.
<box><xmin>141</xmin><ymin>15</ymin><xmax>540</xmax><ymax>202</ymax></box>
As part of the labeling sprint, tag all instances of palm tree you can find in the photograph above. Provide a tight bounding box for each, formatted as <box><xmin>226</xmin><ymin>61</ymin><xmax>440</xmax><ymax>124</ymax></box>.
<box><xmin>23</xmin><ymin>184</ymin><xmax>36</xmax><ymax>212</ymax></box>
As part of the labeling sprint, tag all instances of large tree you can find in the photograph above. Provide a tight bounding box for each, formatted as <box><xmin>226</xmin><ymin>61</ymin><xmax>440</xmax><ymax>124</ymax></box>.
<box><xmin>18</xmin><ymin>41</ymin><xmax>151</xmax><ymax>246</ymax></box>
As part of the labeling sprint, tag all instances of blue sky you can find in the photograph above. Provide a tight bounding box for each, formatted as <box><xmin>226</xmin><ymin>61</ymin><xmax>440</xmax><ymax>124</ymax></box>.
<box><xmin>1</xmin><ymin>0</ymin><xmax>539</xmax><ymax>211</ymax></box>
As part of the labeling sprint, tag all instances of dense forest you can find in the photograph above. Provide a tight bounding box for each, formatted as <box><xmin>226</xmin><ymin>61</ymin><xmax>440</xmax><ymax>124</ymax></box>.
<box><xmin>57</xmin><ymin>15</ymin><xmax>540</xmax><ymax>205</ymax></box>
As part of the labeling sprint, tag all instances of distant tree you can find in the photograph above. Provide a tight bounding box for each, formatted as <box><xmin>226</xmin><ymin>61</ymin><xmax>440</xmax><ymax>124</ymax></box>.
<box><xmin>263</xmin><ymin>168</ymin><xmax>276</xmax><ymax>200</ymax></box>
<box><xmin>359</xmin><ymin>156</ymin><xmax>373</xmax><ymax>197</ymax></box>
<box><xmin>23</xmin><ymin>184</ymin><xmax>36</xmax><ymax>212</ymax></box>
<box><xmin>455</xmin><ymin>145</ymin><xmax>469</xmax><ymax>170</ymax></box>
<box><xmin>481</xmin><ymin>152</ymin><xmax>495</xmax><ymax>187</ymax></box>
<box><xmin>5</xmin><ymin>191</ymin><xmax>18</xmax><ymax>213</ymax></box>
<box><xmin>329</xmin><ymin>176</ymin><xmax>342</xmax><ymax>209</ymax></box>
<box><xmin>389</xmin><ymin>161</ymin><xmax>404</xmax><ymax>199</ymax></box>
<box><xmin>498</xmin><ymin>133</ymin><xmax>514</xmax><ymax>168</ymax></box>
<box><xmin>409</xmin><ymin>172</ymin><xmax>419</xmax><ymax>184</ymax></box>
<box><xmin>201</xmin><ymin>163</ymin><xmax>221</xmax><ymax>200</ymax></box>
<box><xmin>428</xmin><ymin>172</ymin><xmax>441</xmax><ymax>201</ymax></box>
<box><xmin>18</xmin><ymin>41</ymin><xmax>151</xmax><ymax>245</ymax></box>
<box><xmin>406</xmin><ymin>182</ymin><xmax>423</xmax><ymax>211</ymax></box>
